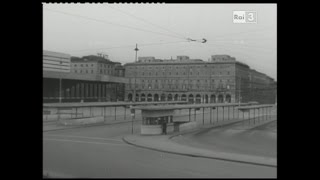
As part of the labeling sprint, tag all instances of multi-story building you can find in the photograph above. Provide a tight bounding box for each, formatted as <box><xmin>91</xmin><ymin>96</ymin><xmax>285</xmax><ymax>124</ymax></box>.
<box><xmin>124</xmin><ymin>55</ymin><xmax>276</xmax><ymax>104</ymax></box>
<box><xmin>70</xmin><ymin>55</ymin><xmax>119</xmax><ymax>76</ymax></box>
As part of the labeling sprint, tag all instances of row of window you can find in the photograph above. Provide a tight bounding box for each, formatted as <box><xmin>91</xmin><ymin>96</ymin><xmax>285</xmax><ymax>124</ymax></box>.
<box><xmin>127</xmin><ymin>83</ymin><xmax>230</xmax><ymax>90</ymax></box>
<box><xmin>73</xmin><ymin>69</ymin><xmax>113</xmax><ymax>75</ymax></box>
<box><xmin>138</xmin><ymin>79</ymin><xmax>233</xmax><ymax>83</ymax></box>
<box><xmin>74</xmin><ymin>70</ymin><xmax>94</xmax><ymax>74</ymax></box>
<box><xmin>127</xmin><ymin>65</ymin><xmax>232</xmax><ymax>70</ymax></box>
<box><xmin>129</xmin><ymin>70</ymin><xmax>232</xmax><ymax>76</ymax></box>
<box><xmin>73</xmin><ymin>63</ymin><xmax>113</xmax><ymax>68</ymax></box>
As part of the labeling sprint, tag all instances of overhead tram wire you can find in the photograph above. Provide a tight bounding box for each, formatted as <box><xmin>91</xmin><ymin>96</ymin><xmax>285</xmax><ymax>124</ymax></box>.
<box><xmin>206</xmin><ymin>41</ymin><xmax>276</xmax><ymax>54</ymax></box>
<box><xmin>186</xmin><ymin>42</ymin><xmax>269</xmax><ymax>70</ymax></box>
<box><xmin>208</xmin><ymin>26</ymin><xmax>275</xmax><ymax>41</ymax></box>
<box><xmin>196</xmin><ymin>37</ymin><xmax>275</xmax><ymax>56</ymax></box>
<box><xmin>104</xmin><ymin>4</ymin><xmax>188</xmax><ymax>40</ymax></box>
<box><xmin>206</xmin><ymin>42</ymin><xmax>276</xmax><ymax>58</ymax></box>
<box><xmin>103</xmin><ymin>4</ymin><xmax>207</xmax><ymax>43</ymax></box>
<box><xmin>66</xmin><ymin>40</ymin><xmax>189</xmax><ymax>53</ymax></box>
<box><xmin>44</xmin><ymin>8</ymin><xmax>187</xmax><ymax>40</ymax></box>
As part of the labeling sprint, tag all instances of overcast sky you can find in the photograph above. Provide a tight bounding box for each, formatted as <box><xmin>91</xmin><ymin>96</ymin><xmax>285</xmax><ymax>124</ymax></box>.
<box><xmin>43</xmin><ymin>3</ymin><xmax>277</xmax><ymax>80</ymax></box>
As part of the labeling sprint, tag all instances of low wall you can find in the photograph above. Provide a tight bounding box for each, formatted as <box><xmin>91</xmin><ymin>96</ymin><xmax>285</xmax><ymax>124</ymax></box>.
<box><xmin>167</xmin><ymin>124</ymin><xmax>174</xmax><ymax>133</ymax></box>
<box><xmin>141</xmin><ymin>124</ymin><xmax>175</xmax><ymax>135</ymax></box>
<box><xmin>43</xmin><ymin>114</ymin><xmax>72</xmax><ymax>121</ymax></box>
<box><xmin>59</xmin><ymin>116</ymin><xmax>104</xmax><ymax>126</ymax></box>
<box><xmin>179</xmin><ymin>121</ymin><xmax>199</xmax><ymax>132</ymax></box>
<box><xmin>141</xmin><ymin>125</ymin><xmax>162</xmax><ymax>135</ymax></box>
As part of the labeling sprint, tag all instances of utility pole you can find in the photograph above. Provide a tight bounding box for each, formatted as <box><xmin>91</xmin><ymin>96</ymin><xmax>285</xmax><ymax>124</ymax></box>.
<box><xmin>238</xmin><ymin>76</ymin><xmax>241</xmax><ymax>107</ymax></box>
<box><xmin>59</xmin><ymin>60</ymin><xmax>63</xmax><ymax>103</ymax></box>
<box><xmin>133</xmin><ymin>44</ymin><xmax>139</xmax><ymax>102</ymax></box>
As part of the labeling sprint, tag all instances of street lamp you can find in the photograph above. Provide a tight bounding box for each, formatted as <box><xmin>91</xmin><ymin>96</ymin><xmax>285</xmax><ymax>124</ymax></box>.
<box><xmin>133</xmin><ymin>44</ymin><xmax>139</xmax><ymax>102</ymax></box>
<box><xmin>59</xmin><ymin>61</ymin><xmax>63</xmax><ymax>103</ymax></box>
<box><xmin>238</xmin><ymin>76</ymin><xmax>241</xmax><ymax>107</ymax></box>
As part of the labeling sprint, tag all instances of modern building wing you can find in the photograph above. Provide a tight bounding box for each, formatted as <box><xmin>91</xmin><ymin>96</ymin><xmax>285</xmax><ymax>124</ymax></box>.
<box><xmin>43</xmin><ymin>50</ymin><xmax>127</xmax><ymax>103</ymax></box>
<box><xmin>43</xmin><ymin>50</ymin><xmax>71</xmax><ymax>73</ymax></box>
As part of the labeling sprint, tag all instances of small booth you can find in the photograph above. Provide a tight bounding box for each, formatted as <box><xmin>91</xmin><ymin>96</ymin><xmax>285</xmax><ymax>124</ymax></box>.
<box><xmin>140</xmin><ymin>109</ymin><xmax>176</xmax><ymax>135</ymax></box>
<box><xmin>135</xmin><ymin>102</ymin><xmax>260</xmax><ymax>135</ymax></box>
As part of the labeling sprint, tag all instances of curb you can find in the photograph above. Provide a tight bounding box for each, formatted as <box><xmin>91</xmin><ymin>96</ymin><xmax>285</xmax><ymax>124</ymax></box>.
<box><xmin>169</xmin><ymin>118</ymin><xmax>250</xmax><ymax>139</ymax></box>
<box><xmin>170</xmin><ymin>116</ymin><xmax>277</xmax><ymax>139</ymax></box>
<box><xmin>43</xmin><ymin>119</ymin><xmax>142</xmax><ymax>132</ymax></box>
<box><xmin>247</xmin><ymin>120</ymin><xmax>276</xmax><ymax>131</ymax></box>
<box><xmin>122</xmin><ymin>136</ymin><xmax>277</xmax><ymax>168</ymax></box>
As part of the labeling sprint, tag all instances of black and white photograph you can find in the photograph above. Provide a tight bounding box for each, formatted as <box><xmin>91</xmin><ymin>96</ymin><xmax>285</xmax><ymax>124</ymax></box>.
<box><xmin>43</xmin><ymin>3</ymin><xmax>277</xmax><ymax>178</ymax></box>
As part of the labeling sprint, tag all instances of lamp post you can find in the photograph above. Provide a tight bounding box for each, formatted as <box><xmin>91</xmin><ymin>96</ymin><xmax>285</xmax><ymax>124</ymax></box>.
<box><xmin>59</xmin><ymin>61</ymin><xmax>63</xmax><ymax>103</ymax></box>
<box><xmin>133</xmin><ymin>44</ymin><xmax>139</xmax><ymax>102</ymax></box>
<box><xmin>238</xmin><ymin>76</ymin><xmax>241</xmax><ymax>107</ymax></box>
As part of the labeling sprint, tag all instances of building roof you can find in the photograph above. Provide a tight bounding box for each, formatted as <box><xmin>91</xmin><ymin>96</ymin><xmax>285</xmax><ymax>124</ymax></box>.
<box><xmin>115</xmin><ymin>66</ymin><xmax>125</xmax><ymax>70</ymax></box>
<box><xmin>43</xmin><ymin>101</ymin><xmax>187</xmax><ymax>108</ymax></box>
<box><xmin>43</xmin><ymin>50</ymin><xmax>71</xmax><ymax>58</ymax></box>
<box><xmin>124</xmin><ymin>59</ymin><xmax>239</xmax><ymax>66</ymax></box>
<box><xmin>43</xmin><ymin>70</ymin><xmax>128</xmax><ymax>83</ymax></box>
<box><xmin>133</xmin><ymin>102</ymin><xmax>259</xmax><ymax>111</ymax></box>
<box><xmin>71</xmin><ymin>55</ymin><xmax>117</xmax><ymax>64</ymax></box>
<box><xmin>236</xmin><ymin>104</ymin><xmax>274</xmax><ymax>110</ymax></box>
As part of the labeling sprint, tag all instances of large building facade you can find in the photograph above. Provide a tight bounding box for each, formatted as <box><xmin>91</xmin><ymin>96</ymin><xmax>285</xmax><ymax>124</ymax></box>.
<box><xmin>124</xmin><ymin>55</ymin><xmax>276</xmax><ymax>104</ymax></box>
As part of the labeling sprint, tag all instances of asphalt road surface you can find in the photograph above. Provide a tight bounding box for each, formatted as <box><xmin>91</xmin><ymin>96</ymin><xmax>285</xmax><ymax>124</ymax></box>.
<box><xmin>172</xmin><ymin>120</ymin><xmax>277</xmax><ymax>158</ymax></box>
<box><xmin>43</xmin><ymin>121</ymin><xmax>277</xmax><ymax>178</ymax></box>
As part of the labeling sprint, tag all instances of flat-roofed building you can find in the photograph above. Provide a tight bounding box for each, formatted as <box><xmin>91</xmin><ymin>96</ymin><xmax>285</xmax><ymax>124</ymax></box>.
<box><xmin>43</xmin><ymin>50</ymin><xmax>71</xmax><ymax>73</ymax></box>
<box><xmin>43</xmin><ymin>52</ymin><xmax>128</xmax><ymax>103</ymax></box>
<box><xmin>70</xmin><ymin>55</ymin><xmax>120</xmax><ymax>76</ymax></box>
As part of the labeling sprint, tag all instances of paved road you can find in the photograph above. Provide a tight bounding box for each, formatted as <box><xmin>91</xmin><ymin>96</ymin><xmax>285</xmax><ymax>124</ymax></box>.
<box><xmin>43</xmin><ymin>122</ymin><xmax>276</xmax><ymax>178</ymax></box>
<box><xmin>172</xmin><ymin>120</ymin><xmax>277</xmax><ymax>158</ymax></box>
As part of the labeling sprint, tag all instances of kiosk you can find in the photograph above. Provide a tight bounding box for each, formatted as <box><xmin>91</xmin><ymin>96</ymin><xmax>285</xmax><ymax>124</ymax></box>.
<box><xmin>140</xmin><ymin>109</ymin><xmax>175</xmax><ymax>135</ymax></box>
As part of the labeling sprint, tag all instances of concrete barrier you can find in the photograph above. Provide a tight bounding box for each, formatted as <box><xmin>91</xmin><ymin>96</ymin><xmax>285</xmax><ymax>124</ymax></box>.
<box><xmin>43</xmin><ymin>114</ymin><xmax>72</xmax><ymax>121</ymax></box>
<box><xmin>59</xmin><ymin>116</ymin><xmax>104</xmax><ymax>126</ymax></box>
<box><xmin>141</xmin><ymin>125</ymin><xmax>162</xmax><ymax>135</ymax></box>
<box><xmin>141</xmin><ymin>123</ymin><xmax>175</xmax><ymax>135</ymax></box>
<box><xmin>167</xmin><ymin>124</ymin><xmax>174</xmax><ymax>133</ymax></box>
<box><xmin>179</xmin><ymin>122</ymin><xmax>199</xmax><ymax>132</ymax></box>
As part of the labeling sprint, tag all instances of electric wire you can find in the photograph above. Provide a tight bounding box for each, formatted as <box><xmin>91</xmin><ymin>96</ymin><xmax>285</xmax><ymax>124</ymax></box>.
<box><xmin>103</xmin><ymin>4</ymin><xmax>188</xmax><ymax>40</ymax></box>
<box><xmin>44</xmin><ymin>8</ymin><xmax>187</xmax><ymax>40</ymax></box>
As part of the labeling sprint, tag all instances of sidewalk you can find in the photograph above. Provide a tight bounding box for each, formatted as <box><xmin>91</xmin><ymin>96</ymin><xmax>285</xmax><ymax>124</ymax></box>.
<box><xmin>122</xmin><ymin>119</ymin><xmax>277</xmax><ymax>168</ymax></box>
<box><xmin>43</xmin><ymin>170</ymin><xmax>75</xmax><ymax>178</ymax></box>
<box><xmin>43</xmin><ymin>118</ymin><xmax>141</xmax><ymax>132</ymax></box>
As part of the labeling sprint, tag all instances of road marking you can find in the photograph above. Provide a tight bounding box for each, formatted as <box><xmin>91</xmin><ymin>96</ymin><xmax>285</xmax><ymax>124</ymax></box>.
<box><xmin>43</xmin><ymin>138</ymin><xmax>127</xmax><ymax>146</ymax></box>
<box><xmin>43</xmin><ymin>134</ymin><xmax>123</xmax><ymax>142</ymax></box>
